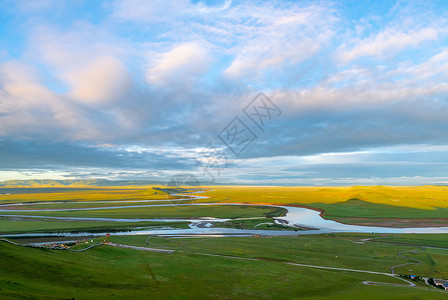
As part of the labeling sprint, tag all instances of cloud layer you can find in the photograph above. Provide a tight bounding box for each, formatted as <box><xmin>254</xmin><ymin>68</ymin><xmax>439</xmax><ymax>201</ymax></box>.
<box><xmin>1</xmin><ymin>0</ymin><xmax>448</xmax><ymax>185</ymax></box>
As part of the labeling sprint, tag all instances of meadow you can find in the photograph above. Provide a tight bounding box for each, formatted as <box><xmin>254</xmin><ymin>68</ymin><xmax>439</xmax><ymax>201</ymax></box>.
<box><xmin>0</xmin><ymin>187</ymin><xmax>168</xmax><ymax>203</ymax></box>
<box><xmin>1</xmin><ymin>185</ymin><xmax>448</xmax><ymax>299</ymax></box>
<box><xmin>1</xmin><ymin>234</ymin><xmax>448</xmax><ymax>299</ymax></box>
<box><xmin>200</xmin><ymin>186</ymin><xmax>448</xmax><ymax>226</ymax></box>
<box><xmin>0</xmin><ymin>205</ymin><xmax>284</xmax><ymax>220</ymax></box>
<box><xmin>1</xmin><ymin>185</ymin><xmax>448</xmax><ymax>233</ymax></box>
<box><xmin>0</xmin><ymin>218</ymin><xmax>190</xmax><ymax>235</ymax></box>
<box><xmin>199</xmin><ymin>185</ymin><xmax>448</xmax><ymax>207</ymax></box>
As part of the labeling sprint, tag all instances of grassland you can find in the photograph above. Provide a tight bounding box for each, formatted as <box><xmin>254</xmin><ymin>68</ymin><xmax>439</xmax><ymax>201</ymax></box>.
<box><xmin>0</xmin><ymin>205</ymin><xmax>284</xmax><ymax>220</ymax></box>
<box><xmin>1</xmin><ymin>234</ymin><xmax>448</xmax><ymax>299</ymax></box>
<box><xmin>0</xmin><ymin>218</ymin><xmax>190</xmax><ymax>235</ymax></box>
<box><xmin>218</xmin><ymin>218</ymin><xmax>303</xmax><ymax>231</ymax></box>
<box><xmin>1</xmin><ymin>186</ymin><xmax>448</xmax><ymax>299</ymax></box>
<box><xmin>0</xmin><ymin>187</ymin><xmax>285</xmax><ymax>234</ymax></box>
<box><xmin>200</xmin><ymin>185</ymin><xmax>448</xmax><ymax>208</ymax></box>
<box><xmin>0</xmin><ymin>187</ymin><xmax>169</xmax><ymax>204</ymax></box>
<box><xmin>200</xmin><ymin>186</ymin><xmax>448</xmax><ymax>226</ymax></box>
<box><xmin>108</xmin><ymin>233</ymin><xmax>448</xmax><ymax>277</ymax></box>
<box><xmin>1</xmin><ymin>185</ymin><xmax>448</xmax><ymax>233</ymax></box>
<box><xmin>4</xmin><ymin>185</ymin><xmax>448</xmax><ymax>211</ymax></box>
<box><xmin>318</xmin><ymin>233</ymin><xmax>448</xmax><ymax>248</ymax></box>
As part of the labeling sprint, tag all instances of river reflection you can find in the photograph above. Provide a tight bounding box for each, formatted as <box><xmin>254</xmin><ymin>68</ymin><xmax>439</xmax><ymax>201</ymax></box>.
<box><xmin>2</xmin><ymin>203</ymin><xmax>448</xmax><ymax>239</ymax></box>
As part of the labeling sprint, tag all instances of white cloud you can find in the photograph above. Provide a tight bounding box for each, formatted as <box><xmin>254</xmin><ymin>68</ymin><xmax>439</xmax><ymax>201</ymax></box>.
<box><xmin>0</xmin><ymin>61</ymin><xmax>89</xmax><ymax>139</ymax></box>
<box><xmin>146</xmin><ymin>42</ymin><xmax>210</xmax><ymax>86</ymax></box>
<box><xmin>112</xmin><ymin>0</ymin><xmax>190</xmax><ymax>22</ymax></box>
<box><xmin>29</xmin><ymin>24</ymin><xmax>126</xmax><ymax>70</ymax></box>
<box><xmin>338</xmin><ymin>27</ymin><xmax>439</xmax><ymax>63</ymax></box>
<box><xmin>3</xmin><ymin>0</ymin><xmax>448</xmax><ymax>184</ymax></box>
<box><xmin>222</xmin><ymin>5</ymin><xmax>337</xmax><ymax>79</ymax></box>
<box><xmin>112</xmin><ymin>1</ymin><xmax>338</xmax><ymax>81</ymax></box>
<box><xmin>271</xmin><ymin>47</ymin><xmax>448</xmax><ymax>116</ymax></box>
<box><xmin>112</xmin><ymin>0</ymin><xmax>232</xmax><ymax>22</ymax></box>
<box><xmin>0</xmin><ymin>59</ymin><xmax>133</xmax><ymax>142</ymax></box>
<box><xmin>63</xmin><ymin>56</ymin><xmax>131</xmax><ymax>103</ymax></box>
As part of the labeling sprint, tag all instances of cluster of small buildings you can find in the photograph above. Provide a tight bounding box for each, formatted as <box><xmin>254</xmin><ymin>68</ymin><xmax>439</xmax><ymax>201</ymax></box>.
<box><xmin>43</xmin><ymin>243</ymin><xmax>71</xmax><ymax>249</ymax></box>
<box><xmin>42</xmin><ymin>240</ymin><xmax>85</xmax><ymax>249</ymax></box>
<box><xmin>433</xmin><ymin>279</ymin><xmax>448</xmax><ymax>290</ymax></box>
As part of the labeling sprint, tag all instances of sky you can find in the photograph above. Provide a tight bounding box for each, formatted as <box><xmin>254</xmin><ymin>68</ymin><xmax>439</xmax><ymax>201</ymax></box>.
<box><xmin>1</xmin><ymin>0</ymin><xmax>448</xmax><ymax>186</ymax></box>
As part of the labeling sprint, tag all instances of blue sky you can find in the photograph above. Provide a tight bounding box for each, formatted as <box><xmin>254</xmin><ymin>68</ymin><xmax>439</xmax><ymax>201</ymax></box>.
<box><xmin>1</xmin><ymin>0</ymin><xmax>448</xmax><ymax>185</ymax></box>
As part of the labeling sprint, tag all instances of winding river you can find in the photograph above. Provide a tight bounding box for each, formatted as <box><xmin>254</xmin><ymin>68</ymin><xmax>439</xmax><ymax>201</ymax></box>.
<box><xmin>2</xmin><ymin>194</ymin><xmax>448</xmax><ymax>238</ymax></box>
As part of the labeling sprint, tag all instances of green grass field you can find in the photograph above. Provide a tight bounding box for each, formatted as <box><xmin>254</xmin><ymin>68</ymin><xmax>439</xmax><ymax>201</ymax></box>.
<box><xmin>1</xmin><ymin>234</ymin><xmax>447</xmax><ymax>299</ymax></box>
<box><xmin>1</xmin><ymin>185</ymin><xmax>448</xmax><ymax>234</ymax></box>
<box><xmin>201</xmin><ymin>185</ymin><xmax>448</xmax><ymax>210</ymax></box>
<box><xmin>1</xmin><ymin>186</ymin><xmax>448</xmax><ymax>299</ymax></box>
<box><xmin>108</xmin><ymin>234</ymin><xmax>448</xmax><ymax>278</ymax></box>
<box><xmin>3</xmin><ymin>185</ymin><xmax>448</xmax><ymax>218</ymax></box>
<box><xmin>200</xmin><ymin>186</ymin><xmax>448</xmax><ymax>226</ymax></box>
<box><xmin>218</xmin><ymin>218</ymin><xmax>301</xmax><ymax>231</ymax></box>
<box><xmin>371</xmin><ymin>233</ymin><xmax>448</xmax><ymax>248</ymax></box>
<box><xmin>309</xmin><ymin>199</ymin><xmax>448</xmax><ymax>218</ymax></box>
<box><xmin>0</xmin><ymin>218</ymin><xmax>190</xmax><ymax>235</ymax></box>
<box><xmin>0</xmin><ymin>205</ymin><xmax>284</xmax><ymax>220</ymax></box>
<box><xmin>0</xmin><ymin>187</ymin><xmax>169</xmax><ymax>204</ymax></box>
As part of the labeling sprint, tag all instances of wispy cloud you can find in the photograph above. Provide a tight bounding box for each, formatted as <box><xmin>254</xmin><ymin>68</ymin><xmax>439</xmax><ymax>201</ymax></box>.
<box><xmin>337</xmin><ymin>27</ymin><xmax>440</xmax><ymax>63</ymax></box>
<box><xmin>1</xmin><ymin>0</ymin><xmax>448</xmax><ymax>185</ymax></box>
<box><xmin>146</xmin><ymin>42</ymin><xmax>211</xmax><ymax>86</ymax></box>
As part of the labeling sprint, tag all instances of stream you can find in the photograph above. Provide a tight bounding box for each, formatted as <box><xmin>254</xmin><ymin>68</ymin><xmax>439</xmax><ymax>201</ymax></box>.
<box><xmin>2</xmin><ymin>200</ymin><xmax>448</xmax><ymax>239</ymax></box>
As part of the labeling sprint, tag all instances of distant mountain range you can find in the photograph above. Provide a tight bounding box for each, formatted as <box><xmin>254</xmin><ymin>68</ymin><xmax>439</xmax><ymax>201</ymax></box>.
<box><xmin>0</xmin><ymin>179</ymin><xmax>224</xmax><ymax>187</ymax></box>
